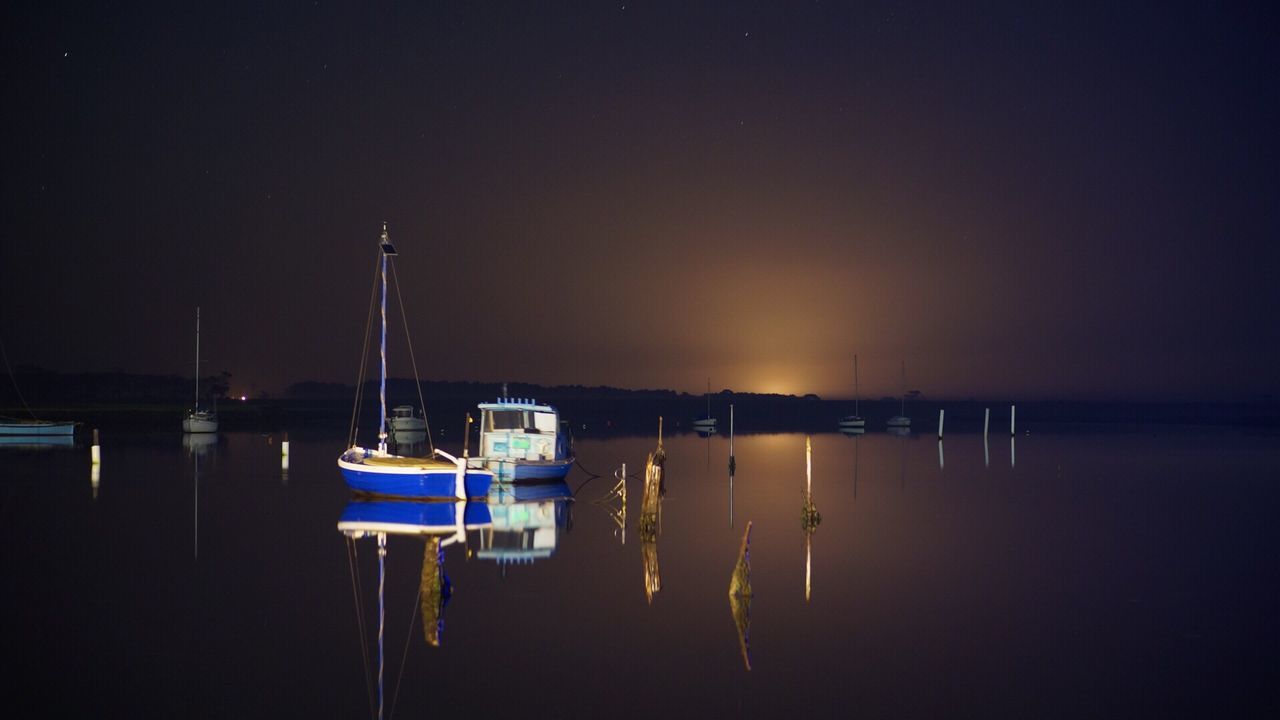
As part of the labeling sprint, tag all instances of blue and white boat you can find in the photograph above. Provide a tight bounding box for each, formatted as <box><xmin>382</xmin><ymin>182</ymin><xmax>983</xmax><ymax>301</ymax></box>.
<box><xmin>338</xmin><ymin>223</ymin><xmax>494</xmax><ymax>499</ymax></box>
<box><xmin>0</xmin><ymin>419</ymin><xmax>76</xmax><ymax>436</ymax></box>
<box><xmin>468</xmin><ymin>397</ymin><xmax>574</xmax><ymax>481</ymax></box>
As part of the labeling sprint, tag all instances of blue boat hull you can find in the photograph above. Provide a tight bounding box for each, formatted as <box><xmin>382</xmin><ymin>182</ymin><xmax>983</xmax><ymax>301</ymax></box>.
<box><xmin>341</xmin><ymin>466</ymin><xmax>493</xmax><ymax>499</ymax></box>
<box><xmin>339</xmin><ymin>448</ymin><xmax>494</xmax><ymax>499</ymax></box>
<box><xmin>477</xmin><ymin>457</ymin><xmax>575</xmax><ymax>482</ymax></box>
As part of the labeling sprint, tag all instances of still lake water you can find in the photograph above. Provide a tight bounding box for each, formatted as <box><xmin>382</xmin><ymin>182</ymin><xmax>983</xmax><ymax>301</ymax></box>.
<box><xmin>4</xmin><ymin>426</ymin><xmax>1279</xmax><ymax>718</ymax></box>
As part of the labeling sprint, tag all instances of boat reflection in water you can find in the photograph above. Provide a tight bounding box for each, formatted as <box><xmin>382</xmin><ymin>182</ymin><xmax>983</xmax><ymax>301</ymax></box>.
<box><xmin>338</xmin><ymin>498</ymin><xmax>492</xmax><ymax>719</ymax></box>
<box><xmin>0</xmin><ymin>434</ymin><xmax>75</xmax><ymax>449</ymax></box>
<box><xmin>183</xmin><ymin>432</ymin><xmax>217</xmax><ymax>558</ymax></box>
<box><xmin>479</xmin><ymin>482</ymin><xmax>573</xmax><ymax>570</ymax></box>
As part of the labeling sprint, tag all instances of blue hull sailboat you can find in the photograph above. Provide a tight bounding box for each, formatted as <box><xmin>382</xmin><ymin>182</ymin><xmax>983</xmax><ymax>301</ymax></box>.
<box><xmin>338</xmin><ymin>223</ymin><xmax>494</xmax><ymax>500</ymax></box>
<box><xmin>468</xmin><ymin>397</ymin><xmax>574</xmax><ymax>481</ymax></box>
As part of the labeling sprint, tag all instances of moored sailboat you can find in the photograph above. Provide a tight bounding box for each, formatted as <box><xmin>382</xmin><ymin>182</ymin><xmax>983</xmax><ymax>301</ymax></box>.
<box><xmin>337</xmin><ymin>223</ymin><xmax>494</xmax><ymax>499</ymax></box>
<box><xmin>838</xmin><ymin>354</ymin><xmax>866</xmax><ymax>431</ymax></box>
<box><xmin>182</xmin><ymin>307</ymin><xmax>218</xmax><ymax>433</ymax></box>
<box><xmin>887</xmin><ymin>359</ymin><xmax>911</xmax><ymax>429</ymax></box>
<box><xmin>692</xmin><ymin>378</ymin><xmax>717</xmax><ymax>434</ymax></box>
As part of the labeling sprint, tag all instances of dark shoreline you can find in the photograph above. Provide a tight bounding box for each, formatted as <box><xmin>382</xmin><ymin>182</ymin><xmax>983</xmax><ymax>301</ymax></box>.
<box><xmin>7</xmin><ymin>396</ymin><xmax>1278</xmax><ymax>438</ymax></box>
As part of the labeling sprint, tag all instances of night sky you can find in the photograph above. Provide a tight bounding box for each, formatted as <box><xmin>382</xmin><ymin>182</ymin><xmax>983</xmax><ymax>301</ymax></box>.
<box><xmin>3</xmin><ymin>1</ymin><xmax>1277</xmax><ymax>402</ymax></box>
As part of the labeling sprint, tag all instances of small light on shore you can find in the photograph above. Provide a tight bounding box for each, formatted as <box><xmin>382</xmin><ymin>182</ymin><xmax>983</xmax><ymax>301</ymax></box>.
<box><xmin>240</xmin><ymin>395</ymin><xmax>247</xmax><ymax>401</ymax></box>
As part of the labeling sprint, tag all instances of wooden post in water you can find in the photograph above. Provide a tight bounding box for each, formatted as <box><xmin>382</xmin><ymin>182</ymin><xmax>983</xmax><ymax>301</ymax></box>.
<box><xmin>937</xmin><ymin>409</ymin><xmax>945</xmax><ymax>439</ymax></box>
<box><xmin>984</xmin><ymin>407</ymin><xmax>990</xmax><ymax>437</ymax></box>
<box><xmin>91</xmin><ymin>428</ymin><xmax>101</xmax><ymax>465</ymax></box>
<box><xmin>1010</xmin><ymin>404</ymin><xmax>1016</xmax><ymax>436</ymax></box>
<box><xmin>806</xmin><ymin>435</ymin><xmax>812</xmax><ymax>496</ymax></box>
<box><xmin>281</xmin><ymin>432</ymin><xmax>289</xmax><ymax>472</ymax></box>
<box><xmin>90</xmin><ymin>430</ymin><xmax>100</xmax><ymax>498</ymax></box>
<box><xmin>728</xmin><ymin>404</ymin><xmax>736</xmax><ymax>474</ymax></box>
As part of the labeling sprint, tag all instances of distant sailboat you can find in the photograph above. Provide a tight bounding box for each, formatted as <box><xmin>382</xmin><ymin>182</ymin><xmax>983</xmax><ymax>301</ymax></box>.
<box><xmin>692</xmin><ymin>378</ymin><xmax>717</xmax><ymax>434</ymax></box>
<box><xmin>886</xmin><ymin>360</ymin><xmax>911</xmax><ymax>429</ymax></box>
<box><xmin>0</xmin><ymin>335</ymin><xmax>77</xmax><ymax>437</ymax></box>
<box><xmin>182</xmin><ymin>307</ymin><xmax>218</xmax><ymax>433</ymax></box>
<box><xmin>838</xmin><ymin>354</ymin><xmax>866</xmax><ymax>431</ymax></box>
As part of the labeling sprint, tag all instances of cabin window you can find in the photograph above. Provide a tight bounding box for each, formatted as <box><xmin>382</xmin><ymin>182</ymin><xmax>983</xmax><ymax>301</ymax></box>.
<box><xmin>533</xmin><ymin>412</ymin><xmax>557</xmax><ymax>433</ymax></box>
<box><xmin>490</xmin><ymin>410</ymin><xmax>524</xmax><ymax>430</ymax></box>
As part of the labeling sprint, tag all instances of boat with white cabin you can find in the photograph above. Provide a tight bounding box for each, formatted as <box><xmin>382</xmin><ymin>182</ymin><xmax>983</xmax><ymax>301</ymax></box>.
<box><xmin>388</xmin><ymin>405</ymin><xmax>427</xmax><ymax>431</ymax></box>
<box><xmin>468</xmin><ymin>397</ymin><xmax>574</xmax><ymax>481</ymax></box>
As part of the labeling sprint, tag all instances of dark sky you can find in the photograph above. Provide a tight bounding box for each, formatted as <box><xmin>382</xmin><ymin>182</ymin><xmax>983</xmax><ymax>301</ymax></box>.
<box><xmin>3</xmin><ymin>1</ymin><xmax>1277</xmax><ymax>401</ymax></box>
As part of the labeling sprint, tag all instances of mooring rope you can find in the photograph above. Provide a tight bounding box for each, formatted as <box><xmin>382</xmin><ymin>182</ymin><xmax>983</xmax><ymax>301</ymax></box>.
<box><xmin>0</xmin><ymin>334</ymin><xmax>37</xmax><ymax>420</ymax></box>
<box><xmin>571</xmin><ymin>458</ymin><xmax>604</xmax><ymax>496</ymax></box>
<box><xmin>349</xmin><ymin>254</ymin><xmax>382</xmax><ymax>448</ymax></box>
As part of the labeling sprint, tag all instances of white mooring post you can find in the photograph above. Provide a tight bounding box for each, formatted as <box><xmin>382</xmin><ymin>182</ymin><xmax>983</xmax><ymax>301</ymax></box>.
<box><xmin>1010</xmin><ymin>405</ymin><xmax>1016</xmax><ymax>436</ymax></box>
<box><xmin>937</xmin><ymin>409</ymin><xmax>945</xmax><ymax>440</ymax></box>
<box><xmin>281</xmin><ymin>432</ymin><xmax>290</xmax><ymax>471</ymax></box>
<box><xmin>91</xmin><ymin>428</ymin><xmax>101</xmax><ymax>465</ymax></box>
<box><xmin>983</xmin><ymin>407</ymin><xmax>990</xmax><ymax>438</ymax></box>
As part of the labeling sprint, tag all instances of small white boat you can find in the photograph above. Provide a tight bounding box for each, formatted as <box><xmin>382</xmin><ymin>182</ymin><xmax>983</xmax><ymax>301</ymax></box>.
<box><xmin>182</xmin><ymin>410</ymin><xmax>218</xmax><ymax>433</ymax></box>
<box><xmin>182</xmin><ymin>307</ymin><xmax>218</xmax><ymax>434</ymax></box>
<box><xmin>693</xmin><ymin>378</ymin><xmax>717</xmax><ymax>432</ymax></box>
<box><xmin>838</xmin><ymin>354</ymin><xmax>866</xmax><ymax>430</ymax></box>
<box><xmin>388</xmin><ymin>405</ymin><xmax>427</xmax><ymax>431</ymax></box>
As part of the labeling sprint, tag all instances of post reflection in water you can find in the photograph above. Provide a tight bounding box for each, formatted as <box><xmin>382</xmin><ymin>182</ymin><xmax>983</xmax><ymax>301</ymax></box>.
<box><xmin>728</xmin><ymin>521</ymin><xmax>753</xmax><ymax>671</ymax></box>
<box><xmin>594</xmin><ymin>464</ymin><xmax>628</xmax><ymax>544</ymax></box>
<box><xmin>801</xmin><ymin>437</ymin><xmax>821</xmax><ymax>603</ymax></box>
<box><xmin>639</xmin><ymin>448</ymin><xmax>665</xmax><ymax>603</ymax></box>
<box><xmin>1011</xmin><ymin>436</ymin><xmax>1016</xmax><ymax>468</ymax></box>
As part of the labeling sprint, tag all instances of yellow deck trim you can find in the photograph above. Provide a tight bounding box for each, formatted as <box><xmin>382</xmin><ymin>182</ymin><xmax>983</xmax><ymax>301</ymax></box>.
<box><xmin>361</xmin><ymin>456</ymin><xmax>456</xmax><ymax>469</ymax></box>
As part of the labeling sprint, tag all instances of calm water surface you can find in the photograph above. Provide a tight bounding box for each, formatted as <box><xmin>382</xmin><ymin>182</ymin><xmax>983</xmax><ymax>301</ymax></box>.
<box><xmin>4</xmin><ymin>427</ymin><xmax>1279</xmax><ymax>717</ymax></box>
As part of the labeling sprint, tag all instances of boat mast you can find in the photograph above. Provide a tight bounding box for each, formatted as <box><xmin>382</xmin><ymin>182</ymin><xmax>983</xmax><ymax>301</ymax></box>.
<box><xmin>853</xmin><ymin>354</ymin><xmax>859</xmax><ymax>416</ymax></box>
<box><xmin>899</xmin><ymin>360</ymin><xmax>906</xmax><ymax>416</ymax></box>
<box><xmin>194</xmin><ymin>307</ymin><xmax>200</xmax><ymax>410</ymax></box>
<box><xmin>377</xmin><ymin>223</ymin><xmax>395</xmax><ymax>454</ymax></box>
<box><xmin>706</xmin><ymin>378</ymin><xmax>711</xmax><ymax>418</ymax></box>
